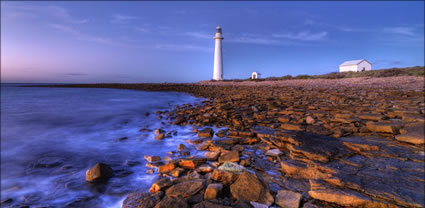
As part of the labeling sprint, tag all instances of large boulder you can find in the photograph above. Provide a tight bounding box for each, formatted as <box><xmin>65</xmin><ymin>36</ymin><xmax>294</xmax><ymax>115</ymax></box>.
<box><xmin>166</xmin><ymin>179</ymin><xmax>206</xmax><ymax>198</ymax></box>
<box><xmin>85</xmin><ymin>163</ymin><xmax>113</xmax><ymax>182</ymax></box>
<box><xmin>122</xmin><ymin>192</ymin><xmax>163</xmax><ymax>208</ymax></box>
<box><xmin>230</xmin><ymin>171</ymin><xmax>273</xmax><ymax>205</ymax></box>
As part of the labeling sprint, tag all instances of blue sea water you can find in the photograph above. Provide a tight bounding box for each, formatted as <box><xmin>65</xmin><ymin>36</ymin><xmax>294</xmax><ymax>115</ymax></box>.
<box><xmin>0</xmin><ymin>84</ymin><xmax>203</xmax><ymax>207</ymax></box>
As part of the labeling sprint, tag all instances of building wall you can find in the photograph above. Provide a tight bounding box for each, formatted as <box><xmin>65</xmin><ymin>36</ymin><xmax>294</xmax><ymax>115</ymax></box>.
<box><xmin>357</xmin><ymin>61</ymin><xmax>372</xmax><ymax>71</ymax></box>
<box><xmin>339</xmin><ymin>65</ymin><xmax>358</xmax><ymax>72</ymax></box>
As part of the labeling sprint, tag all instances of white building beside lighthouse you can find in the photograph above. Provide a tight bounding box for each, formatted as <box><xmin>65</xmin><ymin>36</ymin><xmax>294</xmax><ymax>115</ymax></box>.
<box><xmin>339</xmin><ymin>59</ymin><xmax>372</xmax><ymax>72</ymax></box>
<box><xmin>213</xmin><ymin>26</ymin><xmax>224</xmax><ymax>80</ymax></box>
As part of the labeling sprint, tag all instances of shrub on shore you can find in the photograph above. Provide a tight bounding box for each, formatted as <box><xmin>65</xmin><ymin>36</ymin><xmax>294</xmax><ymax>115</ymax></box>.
<box><xmin>212</xmin><ymin>66</ymin><xmax>423</xmax><ymax>82</ymax></box>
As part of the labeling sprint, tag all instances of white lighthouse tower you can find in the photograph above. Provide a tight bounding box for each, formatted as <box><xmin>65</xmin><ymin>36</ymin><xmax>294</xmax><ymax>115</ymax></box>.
<box><xmin>213</xmin><ymin>26</ymin><xmax>224</xmax><ymax>80</ymax></box>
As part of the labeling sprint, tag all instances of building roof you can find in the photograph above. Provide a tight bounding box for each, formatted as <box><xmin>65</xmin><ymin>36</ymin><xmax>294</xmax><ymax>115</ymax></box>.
<box><xmin>340</xmin><ymin>59</ymin><xmax>371</xmax><ymax>66</ymax></box>
<box><xmin>252</xmin><ymin>71</ymin><xmax>261</xmax><ymax>75</ymax></box>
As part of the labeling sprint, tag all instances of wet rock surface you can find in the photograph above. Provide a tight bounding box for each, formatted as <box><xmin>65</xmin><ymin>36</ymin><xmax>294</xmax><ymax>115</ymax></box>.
<box><xmin>39</xmin><ymin>77</ymin><xmax>424</xmax><ymax>208</ymax></box>
<box><xmin>85</xmin><ymin>163</ymin><xmax>114</xmax><ymax>182</ymax></box>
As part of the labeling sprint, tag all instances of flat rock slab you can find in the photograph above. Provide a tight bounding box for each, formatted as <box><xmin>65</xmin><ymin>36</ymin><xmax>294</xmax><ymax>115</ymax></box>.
<box><xmin>218</xmin><ymin>151</ymin><xmax>240</xmax><ymax>163</ymax></box>
<box><xmin>288</xmin><ymin>132</ymin><xmax>349</xmax><ymax>163</ymax></box>
<box><xmin>395</xmin><ymin>123</ymin><xmax>424</xmax><ymax>145</ymax></box>
<box><xmin>308</xmin><ymin>179</ymin><xmax>390</xmax><ymax>208</ymax></box>
<box><xmin>278</xmin><ymin>133</ymin><xmax>425</xmax><ymax>208</ymax></box>
<box><xmin>366</xmin><ymin>121</ymin><xmax>402</xmax><ymax>134</ymax></box>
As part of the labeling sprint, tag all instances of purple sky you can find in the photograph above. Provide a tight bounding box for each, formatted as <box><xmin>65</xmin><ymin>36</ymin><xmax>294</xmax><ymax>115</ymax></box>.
<box><xmin>1</xmin><ymin>1</ymin><xmax>424</xmax><ymax>83</ymax></box>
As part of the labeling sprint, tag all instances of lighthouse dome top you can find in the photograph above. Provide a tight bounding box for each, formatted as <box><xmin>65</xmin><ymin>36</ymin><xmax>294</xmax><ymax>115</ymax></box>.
<box><xmin>216</xmin><ymin>26</ymin><xmax>222</xmax><ymax>33</ymax></box>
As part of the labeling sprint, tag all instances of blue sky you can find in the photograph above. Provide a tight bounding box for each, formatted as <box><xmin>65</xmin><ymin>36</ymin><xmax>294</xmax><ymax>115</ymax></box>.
<box><xmin>1</xmin><ymin>1</ymin><xmax>424</xmax><ymax>83</ymax></box>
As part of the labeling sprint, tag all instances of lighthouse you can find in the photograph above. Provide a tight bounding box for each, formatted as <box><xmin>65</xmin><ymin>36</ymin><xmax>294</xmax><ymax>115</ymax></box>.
<box><xmin>213</xmin><ymin>26</ymin><xmax>224</xmax><ymax>80</ymax></box>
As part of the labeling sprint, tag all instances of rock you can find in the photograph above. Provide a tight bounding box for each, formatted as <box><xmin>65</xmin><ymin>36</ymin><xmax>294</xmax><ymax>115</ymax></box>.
<box><xmin>179</xmin><ymin>150</ymin><xmax>190</xmax><ymax>156</ymax></box>
<box><xmin>197</xmin><ymin>164</ymin><xmax>214</xmax><ymax>173</ymax></box>
<box><xmin>146</xmin><ymin>161</ymin><xmax>164</xmax><ymax>169</ymax></box>
<box><xmin>308</xmin><ymin>179</ymin><xmax>388</xmax><ymax>207</ymax></box>
<box><xmin>144</xmin><ymin>155</ymin><xmax>161</xmax><ymax>162</ymax></box>
<box><xmin>218</xmin><ymin>151</ymin><xmax>240</xmax><ymax>163</ymax></box>
<box><xmin>216</xmin><ymin>129</ymin><xmax>228</xmax><ymax>137</ymax></box>
<box><xmin>250</xmin><ymin>202</ymin><xmax>269</xmax><ymax>208</ymax></box>
<box><xmin>119</xmin><ymin>137</ymin><xmax>128</xmax><ymax>141</ymax></box>
<box><xmin>174</xmin><ymin>117</ymin><xmax>186</xmax><ymax>125</ymax></box>
<box><xmin>179</xmin><ymin>158</ymin><xmax>207</xmax><ymax>169</ymax></box>
<box><xmin>357</xmin><ymin>113</ymin><xmax>383</xmax><ymax>121</ymax></box>
<box><xmin>204</xmin><ymin>183</ymin><xmax>223</xmax><ymax>200</ymax></box>
<box><xmin>280</xmin><ymin>159</ymin><xmax>317</xmax><ymax>179</ymax></box>
<box><xmin>193</xmin><ymin>200</ymin><xmax>232</xmax><ymax>208</ymax></box>
<box><xmin>239</xmin><ymin>137</ymin><xmax>260</xmax><ymax>145</ymax></box>
<box><xmin>265</xmin><ymin>149</ymin><xmax>282</xmax><ymax>157</ymax></box>
<box><xmin>187</xmin><ymin>193</ymin><xmax>204</xmax><ymax>205</ymax></box>
<box><xmin>306</xmin><ymin>116</ymin><xmax>315</xmax><ymax>125</ymax></box>
<box><xmin>230</xmin><ymin>171</ymin><xmax>265</xmax><ymax>203</ymax></box>
<box><xmin>218</xmin><ymin>162</ymin><xmax>245</xmax><ymax>173</ymax></box>
<box><xmin>204</xmin><ymin>151</ymin><xmax>221</xmax><ymax>161</ymax></box>
<box><xmin>125</xmin><ymin>160</ymin><xmax>140</xmax><ymax>167</ymax></box>
<box><xmin>178</xmin><ymin>144</ymin><xmax>187</xmax><ymax>151</ymax></box>
<box><xmin>149</xmin><ymin>177</ymin><xmax>172</xmax><ymax>193</ymax></box>
<box><xmin>188</xmin><ymin>171</ymin><xmax>203</xmax><ymax>179</ymax></box>
<box><xmin>163</xmin><ymin>156</ymin><xmax>172</xmax><ymax>162</ymax></box>
<box><xmin>198</xmin><ymin>128</ymin><xmax>214</xmax><ymax>137</ymax></box>
<box><xmin>158</xmin><ymin>162</ymin><xmax>176</xmax><ymax>173</ymax></box>
<box><xmin>278</xmin><ymin>116</ymin><xmax>290</xmax><ymax>123</ymax></box>
<box><xmin>232</xmin><ymin>144</ymin><xmax>244</xmax><ymax>152</ymax></box>
<box><xmin>210</xmin><ymin>169</ymin><xmax>239</xmax><ymax>184</ymax></box>
<box><xmin>154</xmin><ymin>196</ymin><xmax>189</xmax><ymax>208</ymax></box>
<box><xmin>275</xmin><ymin>190</ymin><xmax>302</xmax><ymax>208</ymax></box>
<box><xmin>85</xmin><ymin>163</ymin><xmax>113</xmax><ymax>182</ymax></box>
<box><xmin>170</xmin><ymin>167</ymin><xmax>185</xmax><ymax>177</ymax></box>
<box><xmin>395</xmin><ymin>123</ymin><xmax>424</xmax><ymax>145</ymax></box>
<box><xmin>122</xmin><ymin>192</ymin><xmax>163</xmax><ymax>208</ymax></box>
<box><xmin>154</xmin><ymin>128</ymin><xmax>165</xmax><ymax>135</ymax></box>
<box><xmin>33</xmin><ymin>157</ymin><xmax>63</xmax><ymax>168</ymax></box>
<box><xmin>166</xmin><ymin>179</ymin><xmax>205</xmax><ymax>198</ymax></box>
<box><xmin>155</xmin><ymin>133</ymin><xmax>165</xmax><ymax>140</ymax></box>
<box><xmin>280</xmin><ymin>124</ymin><xmax>305</xmax><ymax>131</ymax></box>
<box><xmin>146</xmin><ymin>169</ymin><xmax>154</xmax><ymax>174</ymax></box>
<box><xmin>366</xmin><ymin>121</ymin><xmax>402</xmax><ymax>134</ymax></box>
<box><xmin>302</xmin><ymin>200</ymin><xmax>322</xmax><ymax>208</ymax></box>
<box><xmin>0</xmin><ymin>198</ymin><xmax>13</xmax><ymax>205</ymax></box>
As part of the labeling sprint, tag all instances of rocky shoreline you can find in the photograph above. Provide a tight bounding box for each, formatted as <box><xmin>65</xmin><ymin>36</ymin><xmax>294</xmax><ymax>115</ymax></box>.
<box><xmin>43</xmin><ymin>76</ymin><xmax>425</xmax><ymax>207</ymax></box>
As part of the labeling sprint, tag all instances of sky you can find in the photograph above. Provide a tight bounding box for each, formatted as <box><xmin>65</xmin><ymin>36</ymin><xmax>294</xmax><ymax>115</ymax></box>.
<box><xmin>1</xmin><ymin>1</ymin><xmax>424</xmax><ymax>83</ymax></box>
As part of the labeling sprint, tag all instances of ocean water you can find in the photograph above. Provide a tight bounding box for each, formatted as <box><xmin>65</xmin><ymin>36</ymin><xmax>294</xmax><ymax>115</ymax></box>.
<box><xmin>0</xmin><ymin>84</ymin><xmax>203</xmax><ymax>207</ymax></box>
